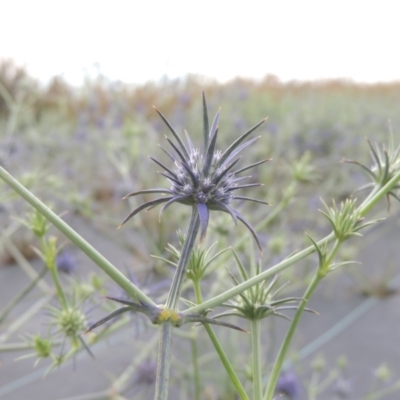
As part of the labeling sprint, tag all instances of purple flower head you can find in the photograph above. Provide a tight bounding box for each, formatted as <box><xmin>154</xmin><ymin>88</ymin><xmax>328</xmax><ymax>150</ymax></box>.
<box><xmin>56</xmin><ymin>252</ymin><xmax>77</xmax><ymax>274</ymax></box>
<box><xmin>119</xmin><ymin>92</ymin><xmax>270</xmax><ymax>251</ymax></box>
<box><xmin>276</xmin><ymin>370</ymin><xmax>301</xmax><ymax>399</ymax></box>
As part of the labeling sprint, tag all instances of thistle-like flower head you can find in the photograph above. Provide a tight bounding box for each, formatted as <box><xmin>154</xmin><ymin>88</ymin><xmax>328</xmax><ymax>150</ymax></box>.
<box><xmin>213</xmin><ymin>251</ymin><xmax>314</xmax><ymax>321</ymax></box>
<box><xmin>343</xmin><ymin>128</ymin><xmax>400</xmax><ymax>206</ymax></box>
<box><xmin>120</xmin><ymin>93</ymin><xmax>270</xmax><ymax>250</ymax></box>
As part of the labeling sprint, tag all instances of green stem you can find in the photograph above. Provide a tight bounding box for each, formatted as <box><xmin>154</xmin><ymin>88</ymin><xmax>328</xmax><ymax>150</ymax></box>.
<box><xmin>251</xmin><ymin>319</ymin><xmax>262</xmax><ymax>400</ymax></box>
<box><xmin>264</xmin><ymin>240</ymin><xmax>342</xmax><ymax>400</ymax></box>
<box><xmin>264</xmin><ymin>271</ymin><xmax>323</xmax><ymax>400</ymax></box>
<box><xmin>0</xmin><ymin>342</ymin><xmax>44</xmax><ymax>352</ymax></box>
<box><xmin>154</xmin><ymin>322</ymin><xmax>173</xmax><ymax>400</ymax></box>
<box><xmin>0</xmin><ymin>166</ymin><xmax>155</xmax><ymax>306</ymax></box>
<box><xmin>358</xmin><ymin>170</ymin><xmax>400</xmax><ymax>216</ymax></box>
<box><xmin>193</xmin><ymin>280</ymin><xmax>250</xmax><ymax>400</ymax></box>
<box><xmin>185</xmin><ymin>232</ymin><xmax>335</xmax><ymax>315</ymax></box>
<box><xmin>40</xmin><ymin>237</ymin><xmax>68</xmax><ymax>310</ymax></box>
<box><xmin>155</xmin><ymin>207</ymin><xmax>200</xmax><ymax>400</ymax></box>
<box><xmin>49</xmin><ymin>264</ymin><xmax>68</xmax><ymax>309</ymax></box>
<box><xmin>166</xmin><ymin>206</ymin><xmax>200</xmax><ymax>310</ymax></box>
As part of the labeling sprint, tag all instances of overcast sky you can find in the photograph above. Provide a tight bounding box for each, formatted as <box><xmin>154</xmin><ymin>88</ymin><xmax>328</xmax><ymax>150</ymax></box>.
<box><xmin>2</xmin><ymin>0</ymin><xmax>400</xmax><ymax>85</ymax></box>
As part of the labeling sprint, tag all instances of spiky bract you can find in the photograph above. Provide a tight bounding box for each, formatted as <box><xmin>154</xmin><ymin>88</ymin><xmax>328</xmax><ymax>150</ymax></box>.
<box><xmin>120</xmin><ymin>93</ymin><xmax>270</xmax><ymax>250</ymax></box>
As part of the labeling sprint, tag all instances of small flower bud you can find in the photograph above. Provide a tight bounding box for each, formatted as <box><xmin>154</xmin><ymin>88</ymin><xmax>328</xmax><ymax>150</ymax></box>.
<box><xmin>57</xmin><ymin>307</ymin><xmax>87</xmax><ymax>339</ymax></box>
<box><xmin>28</xmin><ymin>209</ymin><xmax>49</xmax><ymax>238</ymax></box>
<box><xmin>32</xmin><ymin>335</ymin><xmax>52</xmax><ymax>359</ymax></box>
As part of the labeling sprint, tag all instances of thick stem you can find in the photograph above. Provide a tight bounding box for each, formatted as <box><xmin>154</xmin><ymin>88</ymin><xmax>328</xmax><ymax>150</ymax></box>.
<box><xmin>155</xmin><ymin>207</ymin><xmax>200</xmax><ymax>400</ymax></box>
<box><xmin>251</xmin><ymin>319</ymin><xmax>263</xmax><ymax>400</ymax></box>
<box><xmin>154</xmin><ymin>322</ymin><xmax>174</xmax><ymax>400</ymax></box>
<box><xmin>166</xmin><ymin>207</ymin><xmax>200</xmax><ymax>310</ymax></box>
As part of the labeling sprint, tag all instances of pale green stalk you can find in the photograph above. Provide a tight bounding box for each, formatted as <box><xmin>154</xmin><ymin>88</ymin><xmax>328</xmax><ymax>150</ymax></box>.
<box><xmin>154</xmin><ymin>322</ymin><xmax>174</xmax><ymax>400</ymax></box>
<box><xmin>250</xmin><ymin>318</ymin><xmax>262</xmax><ymax>400</ymax></box>
<box><xmin>193</xmin><ymin>280</ymin><xmax>250</xmax><ymax>400</ymax></box>
<box><xmin>358</xmin><ymin>170</ymin><xmax>400</xmax><ymax>216</ymax></box>
<box><xmin>266</xmin><ymin>273</ymin><xmax>322</xmax><ymax>400</ymax></box>
<box><xmin>0</xmin><ymin>166</ymin><xmax>155</xmax><ymax>306</ymax></box>
<box><xmin>155</xmin><ymin>207</ymin><xmax>200</xmax><ymax>400</ymax></box>
<box><xmin>264</xmin><ymin>240</ymin><xmax>341</xmax><ymax>400</ymax></box>
<box><xmin>40</xmin><ymin>237</ymin><xmax>68</xmax><ymax>310</ymax></box>
<box><xmin>0</xmin><ymin>342</ymin><xmax>43</xmax><ymax>352</ymax></box>
<box><xmin>166</xmin><ymin>208</ymin><xmax>200</xmax><ymax>310</ymax></box>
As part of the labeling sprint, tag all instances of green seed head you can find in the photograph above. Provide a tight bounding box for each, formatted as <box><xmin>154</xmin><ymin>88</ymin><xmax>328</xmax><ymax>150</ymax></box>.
<box><xmin>57</xmin><ymin>307</ymin><xmax>87</xmax><ymax>338</ymax></box>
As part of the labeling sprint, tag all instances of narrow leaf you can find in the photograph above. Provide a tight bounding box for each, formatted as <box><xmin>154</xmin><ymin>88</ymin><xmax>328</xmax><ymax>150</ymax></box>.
<box><xmin>119</xmin><ymin>197</ymin><xmax>172</xmax><ymax>227</ymax></box>
<box><xmin>218</xmin><ymin>118</ymin><xmax>267</xmax><ymax>166</ymax></box>
<box><xmin>123</xmin><ymin>189</ymin><xmax>171</xmax><ymax>200</ymax></box>
<box><xmin>203</xmin><ymin>127</ymin><xmax>219</xmax><ymax>175</ymax></box>
<box><xmin>234</xmin><ymin>158</ymin><xmax>271</xmax><ymax>175</ymax></box>
<box><xmin>84</xmin><ymin>306</ymin><xmax>132</xmax><ymax>333</ymax></box>
<box><xmin>154</xmin><ymin>106</ymin><xmax>189</xmax><ymax>158</ymax></box>
<box><xmin>236</xmin><ymin>212</ymin><xmax>262</xmax><ymax>253</ymax></box>
<box><xmin>202</xmin><ymin>91</ymin><xmax>209</xmax><ymax>152</ymax></box>
<box><xmin>150</xmin><ymin>157</ymin><xmax>179</xmax><ymax>180</ymax></box>
<box><xmin>232</xmin><ymin>196</ymin><xmax>269</xmax><ymax>205</ymax></box>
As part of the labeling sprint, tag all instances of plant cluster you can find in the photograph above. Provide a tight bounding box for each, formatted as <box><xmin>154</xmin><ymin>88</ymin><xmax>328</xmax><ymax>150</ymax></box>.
<box><xmin>1</xmin><ymin>85</ymin><xmax>400</xmax><ymax>399</ymax></box>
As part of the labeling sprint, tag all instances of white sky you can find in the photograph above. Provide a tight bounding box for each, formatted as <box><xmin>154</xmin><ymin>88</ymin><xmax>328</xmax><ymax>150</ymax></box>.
<box><xmin>1</xmin><ymin>0</ymin><xmax>400</xmax><ymax>85</ymax></box>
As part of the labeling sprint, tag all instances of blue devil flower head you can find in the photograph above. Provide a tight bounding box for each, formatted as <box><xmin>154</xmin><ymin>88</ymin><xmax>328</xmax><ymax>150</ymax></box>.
<box><xmin>120</xmin><ymin>93</ymin><xmax>270</xmax><ymax>251</ymax></box>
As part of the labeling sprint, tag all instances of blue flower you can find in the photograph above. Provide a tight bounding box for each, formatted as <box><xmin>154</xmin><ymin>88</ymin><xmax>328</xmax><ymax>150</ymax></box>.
<box><xmin>120</xmin><ymin>93</ymin><xmax>269</xmax><ymax>251</ymax></box>
<box><xmin>276</xmin><ymin>370</ymin><xmax>301</xmax><ymax>399</ymax></box>
<box><xmin>56</xmin><ymin>251</ymin><xmax>77</xmax><ymax>274</ymax></box>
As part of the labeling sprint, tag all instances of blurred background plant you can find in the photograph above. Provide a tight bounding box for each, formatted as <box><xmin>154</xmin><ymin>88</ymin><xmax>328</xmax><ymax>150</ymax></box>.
<box><xmin>1</xmin><ymin>58</ymin><xmax>400</xmax><ymax>399</ymax></box>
